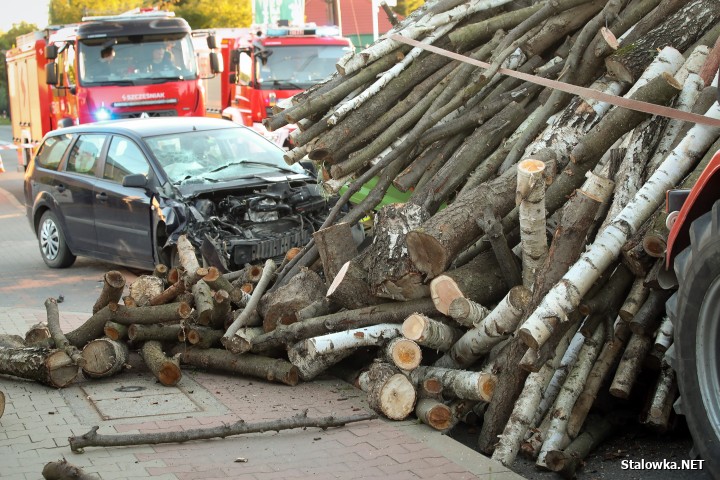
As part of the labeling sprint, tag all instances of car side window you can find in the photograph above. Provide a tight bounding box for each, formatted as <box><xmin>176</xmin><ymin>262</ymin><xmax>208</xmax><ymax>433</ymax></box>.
<box><xmin>34</xmin><ymin>134</ymin><xmax>73</xmax><ymax>171</ymax></box>
<box><xmin>66</xmin><ymin>134</ymin><xmax>106</xmax><ymax>175</ymax></box>
<box><xmin>103</xmin><ymin>136</ymin><xmax>150</xmax><ymax>183</ymax></box>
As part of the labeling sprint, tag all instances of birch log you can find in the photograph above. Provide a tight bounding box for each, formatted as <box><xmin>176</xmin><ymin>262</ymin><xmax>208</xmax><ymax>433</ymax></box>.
<box><xmin>517</xmin><ymin>102</ymin><xmax>720</xmax><ymax>351</ymax></box>
<box><xmin>416</xmin><ymin>398</ymin><xmax>453</xmax><ymax>430</ymax></box>
<box><xmin>537</xmin><ymin>326</ymin><xmax>605</xmax><ymax>468</ymax></box>
<box><xmin>434</xmin><ymin>286</ymin><xmax>531</xmax><ymax>369</ymax></box>
<box><xmin>401</xmin><ymin>314</ymin><xmax>463</xmax><ymax>351</ymax></box>
<box><xmin>609</xmin><ymin>332</ymin><xmax>653</xmax><ymax>398</ymax></box>
<box><xmin>385</xmin><ymin>337</ymin><xmax>423</xmax><ymax>371</ymax></box>
<box><xmin>92</xmin><ymin>271</ymin><xmax>126</xmax><ymax>314</ymax></box>
<box><xmin>618</xmin><ymin>278</ymin><xmax>649</xmax><ymax>322</ymax></box>
<box><xmin>81</xmin><ymin>338</ymin><xmax>129</xmax><ymax>379</ymax></box>
<box><xmin>409</xmin><ymin>366</ymin><xmax>496</xmax><ymax>402</ymax></box>
<box><xmin>447</xmin><ymin>297</ymin><xmax>490</xmax><ymax>327</ymax></box>
<box><xmin>517</xmin><ymin>159</ymin><xmax>547</xmax><ymax>290</ymax></box>
<box><xmin>364</xmin><ymin>361</ymin><xmax>417</xmax><ymax>420</ymax></box>
<box><xmin>654</xmin><ymin>316</ymin><xmax>673</xmax><ymax>353</ymax></box>
<box><xmin>642</xmin><ymin>362</ymin><xmax>677</xmax><ymax>431</ymax></box>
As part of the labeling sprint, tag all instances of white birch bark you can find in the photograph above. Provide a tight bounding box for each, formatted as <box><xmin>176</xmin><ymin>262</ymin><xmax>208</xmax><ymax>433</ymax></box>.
<box><xmin>643</xmin><ymin>362</ymin><xmax>677</xmax><ymax>430</ymax></box>
<box><xmin>491</xmin><ymin>325</ymin><xmax>577</xmax><ymax>467</ymax></box>
<box><xmin>517</xmin><ymin>159</ymin><xmax>548</xmax><ymax>290</ymax></box>
<box><xmin>644</xmin><ymin>73</ymin><xmax>704</xmax><ymax>178</ymax></box>
<box><xmin>518</xmin><ymin>102</ymin><xmax>720</xmax><ymax>351</ymax></box>
<box><xmin>537</xmin><ymin>325</ymin><xmax>605</xmax><ymax>468</ymax></box>
<box><xmin>329</xmin><ymin>21</ymin><xmax>457</xmax><ymax>125</ymax></box>
<box><xmin>624</xmin><ymin>46</ymin><xmax>684</xmax><ymax>98</ymax></box>
<box><xmin>675</xmin><ymin>45</ymin><xmax>710</xmax><ymax>84</ymax></box>
<box><xmin>654</xmin><ymin>316</ymin><xmax>674</xmax><ymax>353</ymax></box>
<box><xmin>434</xmin><ymin>286</ymin><xmax>531</xmax><ymax>369</ymax></box>
<box><xmin>336</xmin><ymin>0</ymin><xmax>515</xmax><ymax>76</ymax></box>
<box><xmin>401</xmin><ymin>314</ymin><xmax>463</xmax><ymax>351</ymax></box>
<box><xmin>448</xmin><ymin>297</ymin><xmax>490</xmax><ymax>327</ymax></box>
<box><xmin>533</xmin><ymin>329</ymin><xmax>587</xmax><ymax>426</ymax></box>
<box><xmin>409</xmin><ymin>366</ymin><xmax>496</xmax><ymax>402</ymax></box>
<box><xmin>308</xmin><ymin>324</ymin><xmax>401</xmax><ymax>355</ymax></box>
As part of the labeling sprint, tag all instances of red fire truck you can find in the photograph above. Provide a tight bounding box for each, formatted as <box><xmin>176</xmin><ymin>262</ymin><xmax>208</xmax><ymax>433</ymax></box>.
<box><xmin>197</xmin><ymin>24</ymin><xmax>353</xmax><ymax>146</ymax></box>
<box><xmin>5</xmin><ymin>9</ymin><xmax>219</xmax><ymax>170</ymax></box>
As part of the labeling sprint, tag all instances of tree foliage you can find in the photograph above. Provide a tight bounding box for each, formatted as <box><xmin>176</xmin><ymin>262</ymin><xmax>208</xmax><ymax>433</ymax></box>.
<box><xmin>393</xmin><ymin>0</ymin><xmax>425</xmax><ymax>17</ymax></box>
<box><xmin>47</xmin><ymin>0</ymin><xmax>251</xmax><ymax>29</ymax></box>
<box><xmin>49</xmin><ymin>0</ymin><xmax>145</xmax><ymax>25</ymax></box>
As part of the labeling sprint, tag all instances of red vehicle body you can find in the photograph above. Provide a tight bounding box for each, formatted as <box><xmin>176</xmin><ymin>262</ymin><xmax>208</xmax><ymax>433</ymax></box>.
<box><xmin>6</xmin><ymin>10</ymin><xmax>215</xmax><ymax>169</ymax></box>
<box><xmin>198</xmin><ymin>25</ymin><xmax>353</xmax><ymax>146</ymax></box>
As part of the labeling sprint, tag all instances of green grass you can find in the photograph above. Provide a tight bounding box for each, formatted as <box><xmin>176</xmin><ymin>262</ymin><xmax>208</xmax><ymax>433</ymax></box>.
<box><xmin>0</xmin><ymin>117</ymin><xmax>10</xmax><ymax>125</ymax></box>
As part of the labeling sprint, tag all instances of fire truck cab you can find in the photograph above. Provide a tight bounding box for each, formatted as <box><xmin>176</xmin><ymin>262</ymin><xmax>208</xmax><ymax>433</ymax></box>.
<box><xmin>208</xmin><ymin>24</ymin><xmax>353</xmax><ymax>146</ymax></box>
<box><xmin>5</xmin><ymin>9</ymin><xmax>220</xmax><ymax>169</ymax></box>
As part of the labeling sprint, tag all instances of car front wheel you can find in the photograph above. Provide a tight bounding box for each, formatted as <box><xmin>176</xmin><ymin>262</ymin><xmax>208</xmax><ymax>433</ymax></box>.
<box><xmin>38</xmin><ymin>210</ymin><xmax>76</xmax><ymax>268</ymax></box>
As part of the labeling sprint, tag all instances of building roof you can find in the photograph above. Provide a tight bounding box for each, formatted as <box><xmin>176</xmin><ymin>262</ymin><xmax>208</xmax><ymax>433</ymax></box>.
<box><xmin>305</xmin><ymin>0</ymin><xmax>396</xmax><ymax>37</ymax></box>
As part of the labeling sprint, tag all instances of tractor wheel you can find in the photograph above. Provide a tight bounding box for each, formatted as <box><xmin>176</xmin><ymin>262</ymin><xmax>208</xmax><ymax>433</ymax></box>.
<box><xmin>669</xmin><ymin>199</ymin><xmax>720</xmax><ymax>476</ymax></box>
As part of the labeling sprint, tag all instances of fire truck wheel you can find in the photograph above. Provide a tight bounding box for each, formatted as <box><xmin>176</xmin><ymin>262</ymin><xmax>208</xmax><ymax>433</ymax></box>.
<box><xmin>670</xmin><ymin>199</ymin><xmax>720</xmax><ymax>477</ymax></box>
<box><xmin>37</xmin><ymin>210</ymin><xmax>76</xmax><ymax>268</ymax></box>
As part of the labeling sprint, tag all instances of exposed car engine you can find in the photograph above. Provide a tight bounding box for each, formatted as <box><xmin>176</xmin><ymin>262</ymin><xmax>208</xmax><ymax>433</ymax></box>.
<box><xmin>182</xmin><ymin>180</ymin><xmax>332</xmax><ymax>271</ymax></box>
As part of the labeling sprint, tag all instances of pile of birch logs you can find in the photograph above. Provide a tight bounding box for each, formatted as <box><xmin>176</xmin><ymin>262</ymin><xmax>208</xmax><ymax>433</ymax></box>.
<box><xmin>2</xmin><ymin>0</ymin><xmax>720</xmax><ymax>476</ymax></box>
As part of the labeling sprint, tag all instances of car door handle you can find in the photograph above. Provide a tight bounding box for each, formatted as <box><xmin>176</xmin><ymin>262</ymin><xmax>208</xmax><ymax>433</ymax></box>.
<box><xmin>55</xmin><ymin>184</ymin><xmax>66</xmax><ymax>193</ymax></box>
<box><xmin>95</xmin><ymin>192</ymin><xmax>108</xmax><ymax>202</ymax></box>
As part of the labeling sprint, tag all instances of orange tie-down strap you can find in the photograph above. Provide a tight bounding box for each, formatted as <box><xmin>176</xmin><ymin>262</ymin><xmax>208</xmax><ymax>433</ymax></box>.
<box><xmin>390</xmin><ymin>34</ymin><xmax>720</xmax><ymax>128</ymax></box>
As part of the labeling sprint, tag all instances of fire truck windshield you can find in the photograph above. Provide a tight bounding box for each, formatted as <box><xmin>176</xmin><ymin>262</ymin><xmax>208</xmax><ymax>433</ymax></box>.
<box><xmin>256</xmin><ymin>45</ymin><xmax>349</xmax><ymax>89</ymax></box>
<box><xmin>79</xmin><ymin>33</ymin><xmax>198</xmax><ymax>85</ymax></box>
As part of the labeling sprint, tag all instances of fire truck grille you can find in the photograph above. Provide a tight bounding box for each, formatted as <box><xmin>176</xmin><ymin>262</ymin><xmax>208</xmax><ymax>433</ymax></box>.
<box><xmin>115</xmin><ymin>110</ymin><xmax>178</xmax><ymax>119</ymax></box>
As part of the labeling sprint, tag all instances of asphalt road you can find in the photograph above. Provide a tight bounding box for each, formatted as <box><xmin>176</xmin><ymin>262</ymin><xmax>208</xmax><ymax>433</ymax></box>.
<box><xmin>0</xmin><ymin>125</ymin><xmax>713</xmax><ymax>480</ymax></box>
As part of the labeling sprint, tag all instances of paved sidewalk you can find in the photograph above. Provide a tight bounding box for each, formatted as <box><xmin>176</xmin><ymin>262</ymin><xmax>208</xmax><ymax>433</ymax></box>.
<box><xmin>0</xmin><ymin>307</ymin><xmax>523</xmax><ymax>480</ymax></box>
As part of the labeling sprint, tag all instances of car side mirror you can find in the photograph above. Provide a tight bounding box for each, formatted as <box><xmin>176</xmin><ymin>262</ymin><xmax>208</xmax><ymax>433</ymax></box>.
<box><xmin>209</xmin><ymin>52</ymin><xmax>221</xmax><ymax>74</ymax></box>
<box><xmin>122</xmin><ymin>173</ymin><xmax>148</xmax><ymax>188</ymax></box>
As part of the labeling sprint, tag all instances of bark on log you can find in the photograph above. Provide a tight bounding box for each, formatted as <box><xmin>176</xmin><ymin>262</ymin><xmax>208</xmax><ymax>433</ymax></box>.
<box><xmin>476</xmin><ymin>206</ymin><xmax>522</xmax><ymax>289</ymax></box>
<box><xmin>258</xmin><ymin>268</ymin><xmax>325</xmax><ymax>332</ymax></box>
<box><xmin>177</xmin><ymin>235</ymin><xmax>202</xmax><ymax>286</ymax></box>
<box><xmin>401</xmin><ymin>314</ymin><xmax>463</xmax><ymax>352</ymax></box>
<box><xmin>0</xmin><ymin>346</ymin><xmax>78</xmax><ymax>387</ymax></box>
<box><xmin>128</xmin><ymin>324</ymin><xmax>184</xmax><ymax>343</ymax></box>
<box><xmin>544</xmin><ymin>415</ymin><xmax>616</xmax><ymax>477</ymax></box>
<box><xmin>187</xmin><ymin>326</ymin><xmax>225</xmax><ymax>349</ymax></box>
<box><xmin>578</xmin><ymin>263</ymin><xmax>635</xmax><ymax>316</ymax></box>
<box><xmin>654</xmin><ymin>316</ymin><xmax>673</xmax><ymax>353</ymax></box>
<box><xmin>359</xmin><ymin>203</ymin><xmax>430</xmax><ymax>300</ymax></box>
<box><xmin>365</xmin><ymin>361</ymin><xmax>417</xmax><ymax>420</ymax></box>
<box><xmin>313</xmin><ymin>222</ymin><xmax>358</xmax><ymax>284</ymax></box>
<box><xmin>288</xmin><ymin>341</ymin><xmax>354</xmax><ymax>381</ymax></box>
<box><xmin>447</xmin><ymin>297</ymin><xmax>490</xmax><ymax>328</ymax></box>
<box><xmin>42</xmin><ymin>459</ymin><xmax>99</xmax><ymax>480</ymax></box>
<box><xmin>80</xmin><ymin>338</ymin><xmax>129</xmax><ymax>379</ymax></box>
<box><xmin>223</xmin><ymin>259</ymin><xmax>276</xmax><ymax>353</ymax></box>
<box><xmin>148</xmin><ymin>279</ymin><xmax>186</xmax><ymax>307</ymax></box>
<box><xmin>605</xmin><ymin>0</ymin><xmax>720</xmax><ymax>83</ymax></box>
<box><xmin>609</xmin><ymin>333</ymin><xmax>653</xmax><ymax>399</ymax></box>
<box><xmin>202</xmin><ymin>267</ymin><xmax>251</xmax><ymax>307</ymax></box>
<box><xmin>410</xmin><ymin>366</ymin><xmax>496</xmax><ymax>402</ymax></box>
<box><xmin>69</xmin><ymin>410</ymin><xmax>375</xmax><ymax>453</ymax></box>
<box><xmin>103</xmin><ymin>321</ymin><xmax>128</xmax><ymax>341</ymax></box>
<box><xmin>516</xmin><ymin>158</ymin><xmax>548</xmax><ymax>290</ymax></box>
<box><xmin>178</xmin><ymin>347</ymin><xmax>299</xmax><ymax>386</ymax></box>
<box><xmin>191</xmin><ymin>280</ymin><xmax>215</xmax><ymax>326</ymax></box>
<box><xmin>92</xmin><ymin>271</ymin><xmax>126</xmax><ymax>314</ymax></box>
<box><xmin>642</xmin><ymin>362</ymin><xmax>677</xmax><ymax>432</ymax></box>
<box><xmin>44</xmin><ymin>297</ymin><xmax>84</xmax><ymax>368</ymax></box>
<box><xmin>618</xmin><ymin>278</ymin><xmax>649</xmax><ymax>322</ymax></box>
<box><xmin>326</xmin><ymin>260</ymin><xmax>386</xmax><ymax>310</ymax></box>
<box><xmin>629</xmin><ymin>289</ymin><xmax>672</xmax><ymax>336</ymax></box>
<box><xmin>141</xmin><ymin>341</ymin><xmax>182</xmax><ymax>386</ymax></box>
<box><xmin>435</xmin><ymin>286</ymin><xmax>531</xmax><ymax>369</ymax></box>
<box><xmin>250</xmin><ymin>298</ymin><xmax>436</xmax><ymax>353</ymax></box>
<box><xmin>429</xmin><ymin>250</ymin><xmax>509</xmax><ymax>315</ymax></box>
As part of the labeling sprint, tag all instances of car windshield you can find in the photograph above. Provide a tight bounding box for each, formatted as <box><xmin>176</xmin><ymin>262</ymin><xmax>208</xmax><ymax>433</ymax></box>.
<box><xmin>257</xmin><ymin>45</ymin><xmax>351</xmax><ymax>89</ymax></box>
<box><xmin>144</xmin><ymin>127</ymin><xmax>304</xmax><ymax>185</ymax></box>
<box><xmin>79</xmin><ymin>33</ymin><xmax>198</xmax><ymax>85</ymax></box>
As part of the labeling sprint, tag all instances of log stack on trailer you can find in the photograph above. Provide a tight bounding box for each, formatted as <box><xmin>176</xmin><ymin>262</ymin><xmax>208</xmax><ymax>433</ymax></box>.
<box><xmin>3</xmin><ymin>0</ymin><xmax>720</xmax><ymax>477</ymax></box>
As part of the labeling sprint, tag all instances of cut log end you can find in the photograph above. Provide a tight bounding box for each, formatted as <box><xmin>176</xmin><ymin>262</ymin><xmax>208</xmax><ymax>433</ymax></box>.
<box><xmin>389</xmin><ymin>338</ymin><xmax>422</xmax><ymax>371</ymax></box>
<box><xmin>518</xmin><ymin>158</ymin><xmax>546</xmax><ymax>174</ymax></box>
<box><xmin>401</xmin><ymin>314</ymin><xmax>427</xmax><ymax>341</ymax></box>
<box><xmin>642</xmin><ymin>235</ymin><xmax>667</xmax><ymax>258</ymax></box>
<box><xmin>406</xmin><ymin>231</ymin><xmax>448</xmax><ymax>279</ymax></box>
<box><xmin>429</xmin><ymin>276</ymin><xmax>463</xmax><ymax>316</ymax></box>
<box><xmin>378</xmin><ymin>373</ymin><xmax>417</xmax><ymax>420</ymax></box>
<box><xmin>158</xmin><ymin>362</ymin><xmax>182</xmax><ymax>387</ymax></box>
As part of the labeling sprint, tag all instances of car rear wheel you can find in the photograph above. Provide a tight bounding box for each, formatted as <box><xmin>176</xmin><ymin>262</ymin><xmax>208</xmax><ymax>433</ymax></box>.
<box><xmin>38</xmin><ymin>211</ymin><xmax>76</xmax><ymax>268</ymax></box>
<box><xmin>670</xmin><ymin>200</ymin><xmax>720</xmax><ymax>477</ymax></box>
